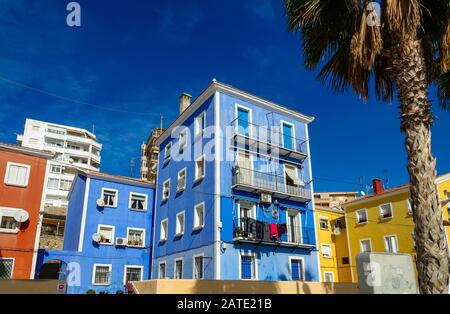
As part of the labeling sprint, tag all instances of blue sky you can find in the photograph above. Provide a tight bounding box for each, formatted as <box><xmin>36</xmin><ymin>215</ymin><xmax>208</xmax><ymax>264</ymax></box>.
<box><xmin>0</xmin><ymin>0</ymin><xmax>448</xmax><ymax>192</ymax></box>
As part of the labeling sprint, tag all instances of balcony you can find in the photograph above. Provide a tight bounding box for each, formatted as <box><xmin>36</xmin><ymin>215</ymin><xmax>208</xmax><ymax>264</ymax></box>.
<box><xmin>233</xmin><ymin>217</ymin><xmax>315</xmax><ymax>248</ymax></box>
<box><xmin>230</xmin><ymin>118</ymin><xmax>308</xmax><ymax>161</ymax></box>
<box><xmin>232</xmin><ymin>167</ymin><xmax>312</xmax><ymax>203</ymax></box>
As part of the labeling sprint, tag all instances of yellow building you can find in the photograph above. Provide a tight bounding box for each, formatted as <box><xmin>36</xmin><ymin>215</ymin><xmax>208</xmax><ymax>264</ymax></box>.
<box><xmin>342</xmin><ymin>175</ymin><xmax>450</xmax><ymax>283</ymax></box>
<box><xmin>315</xmin><ymin>205</ymin><xmax>353</xmax><ymax>282</ymax></box>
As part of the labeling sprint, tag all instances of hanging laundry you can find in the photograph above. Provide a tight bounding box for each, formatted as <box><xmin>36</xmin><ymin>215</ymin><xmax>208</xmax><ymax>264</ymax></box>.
<box><xmin>269</xmin><ymin>223</ymin><xmax>279</xmax><ymax>241</ymax></box>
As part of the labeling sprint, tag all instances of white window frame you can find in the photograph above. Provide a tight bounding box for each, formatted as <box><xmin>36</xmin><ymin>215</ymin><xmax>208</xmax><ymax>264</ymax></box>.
<box><xmin>288</xmin><ymin>256</ymin><xmax>305</xmax><ymax>281</ymax></box>
<box><xmin>193</xmin><ymin>202</ymin><xmax>205</xmax><ymax>230</ymax></box>
<box><xmin>379</xmin><ymin>202</ymin><xmax>394</xmax><ymax>220</ymax></box>
<box><xmin>235</xmin><ymin>104</ymin><xmax>253</xmax><ymax>138</ymax></box>
<box><xmin>123</xmin><ymin>265</ymin><xmax>144</xmax><ymax>285</ymax></box>
<box><xmin>318</xmin><ymin>216</ymin><xmax>329</xmax><ymax>230</ymax></box>
<box><xmin>101</xmin><ymin>188</ymin><xmax>119</xmax><ymax>208</ymax></box>
<box><xmin>162</xmin><ymin>179</ymin><xmax>170</xmax><ymax>201</ymax></box>
<box><xmin>160</xmin><ymin>219</ymin><xmax>168</xmax><ymax>242</ymax></box>
<box><xmin>0</xmin><ymin>207</ymin><xmax>23</xmax><ymax>234</ymax></box>
<box><xmin>237</xmin><ymin>201</ymin><xmax>256</xmax><ymax>220</ymax></box>
<box><xmin>175</xmin><ymin>211</ymin><xmax>185</xmax><ymax>236</ymax></box>
<box><xmin>49</xmin><ymin>164</ymin><xmax>62</xmax><ymax>174</ymax></box>
<box><xmin>194</xmin><ymin>111</ymin><xmax>206</xmax><ymax>138</ymax></box>
<box><xmin>321</xmin><ymin>244</ymin><xmax>332</xmax><ymax>258</ymax></box>
<box><xmin>179</xmin><ymin>129</ymin><xmax>188</xmax><ymax>152</ymax></box>
<box><xmin>126</xmin><ymin>227</ymin><xmax>146</xmax><ymax>248</ymax></box>
<box><xmin>4</xmin><ymin>162</ymin><xmax>31</xmax><ymax>188</ymax></box>
<box><xmin>239</xmin><ymin>252</ymin><xmax>258</xmax><ymax>280</ymax></box>
<box><xmin>0</xmin><ymin>258</ymin><xmax>15</xmax><ymax>279</ymax></box>
<box><xmin>360</xmin><ymin>238</ymin><xmax>373</xmax><ymax>253</ymax></box>
<box><xmin>406</xmin><ymin>198</ymin><xmax>413</xmax><ymax>216</ymax></box>
<box><xmin>158</xmin><ymin>261</ymin><xmax>167</xmax><ymax>279</ymax></box>
<box><xmin>323</xmin><ymin>271</ymin><xmax>335</xmax><ymax>283</ymax></box>
<box><xmin>47</xmin><ymin>178</ymin><xmax>59</xmax><ymax>190</ymax></box>
<box><xmin>280</xmin><ymin>120</ymin><xmax>296</xmax><ymax>151</ymax></box>
<box><xmin>192</xmin><ymin>254</ymin><xmax>205</xmax><ymax>280</ymax></box>
<box><xmin>174</xmin><ymin>258</ymin><xmax>184</xmax><ymax>279</ymax></box>
<box><xmin>384</xmin><ymin>234</ymin><xmax>399</xmax><ymax>253</ymax></box>
<box><xmin>286</xmin><ymin>209</ymin><xmax>303</xmax><ymax>244</ymax></box>
<box><xmin>177</xmin><ymin>168</ymin><xmax>187</xmax><ymax>192</ymax></box>
<box><xmin>164</xmin><ymin>142</ymin><xmax>172</xmax><ymax>163</ymax></box>
<box><xmin>97</xmin><ymin>224</ymin><xmax>115</xmax><ymax>245</ymax></box>
<box><xmin>92</xmin><ymin>264</ymin><xmax>112</xmax><ymax>286</ymax></box>
<box><xmin>356</xmin><ymin>208</ymin><xmax>368</xmax><ymax>224</ymax></box>
<box><xmin>128</xmin><ymin>192</ymin><xmax>148</xmax><ymax>211</ymax></box>
<box><xmin>194</xmin><ymin>155</ymin><xmax>205</xmax><ymax>182</ymax></box>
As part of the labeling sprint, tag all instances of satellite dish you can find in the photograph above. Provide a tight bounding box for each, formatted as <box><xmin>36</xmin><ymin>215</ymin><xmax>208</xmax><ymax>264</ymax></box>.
<box><xmin>14</xmin><ymin>210</ymin><xmax>29</xmax><ymax>223</ymax></box>
<box><xmin>92</xmin><ymin>233</ymin><xmax>101</xmax><ymax>243</ymax></box>
<box><xmin>96</xmin><ymin>199</ymin><xmax>105</xmax><ymax>207</ymax></box>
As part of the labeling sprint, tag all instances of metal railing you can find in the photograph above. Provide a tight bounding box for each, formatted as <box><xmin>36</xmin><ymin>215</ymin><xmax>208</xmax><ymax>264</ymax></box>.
<box><xmin>230</xmin><ymin>118</ymin><xmax>308</xmax><ymax>156</ymax></box>
<box><xmin>233</xmin><ymin>217</ymin><xmax>314</xmax><ymax>245</ymax></box>
<box><xmin>233</xmin><ymin>167</ymin><xmax>312</xmax><ymax>200</ymax></box>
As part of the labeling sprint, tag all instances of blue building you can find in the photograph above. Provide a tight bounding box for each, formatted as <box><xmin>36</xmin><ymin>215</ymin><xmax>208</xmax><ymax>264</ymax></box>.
<box><xmin>151</xmin><ymin>80</ymin><xmax>320</xmax><ymax>282</ymax></box>
<box><xmin>35</xmin><ymin>170</ymin><xmax>155</xmax><ymax>294</ymax></box>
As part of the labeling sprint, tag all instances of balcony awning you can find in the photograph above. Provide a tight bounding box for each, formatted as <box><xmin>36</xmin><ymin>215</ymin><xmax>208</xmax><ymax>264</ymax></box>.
<box><xmin>285</xmin><ymin>166</ymin><xmax>304</xmax><ymax>187</ymax></box>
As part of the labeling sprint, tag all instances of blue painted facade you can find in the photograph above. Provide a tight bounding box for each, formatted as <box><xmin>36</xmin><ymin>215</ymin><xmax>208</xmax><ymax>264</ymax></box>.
<box><xmin>36</xmin><ymin>172</ymin><xmax>155</xmax><ymax>294</ymax></box>
<box><xmin>152</xmin><ymin>81</ymin><xmax>320</xmax><ymax>282</ymax></box>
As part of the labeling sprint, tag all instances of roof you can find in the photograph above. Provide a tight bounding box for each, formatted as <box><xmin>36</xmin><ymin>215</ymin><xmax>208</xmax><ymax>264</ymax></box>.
<box><xmin>315</xmin><ymin>205</ymin><xmax>346</xmax><ymax>214</ymax></box>
<box><xmin>0</xmin><ymin>142</ymin><xmax>54</xmax><ymax>159</ymax></box>
<box><xmin>343</xmin><ymin>184</ymin><xmax>411</xmax><ymax>208</ymax></box>
<box><xmin>436</xmin><ymin>172</ymin><xmax>450</xmax><ymax>184</ymax></box>
<box><xmin>78</xmin><ymin>169</ymin><xmax>155</xmax><ymax>187</ymax></box>
<box><xmin>156</xmin><ymin>79</ymin><xmax>315</xmax><ymax>146</ymax></box>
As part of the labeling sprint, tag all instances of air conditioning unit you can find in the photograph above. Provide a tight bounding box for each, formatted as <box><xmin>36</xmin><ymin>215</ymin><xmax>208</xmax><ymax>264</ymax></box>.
<box><xmin>96</xmin><ymin>198</ymin><xmax>105</xmax><ymax>207</ymax></box>
<box><xmin>115</xmin><ymin>237</ymin><xmax>127</xmax><ymax>246</ymax></box>
<box><xmin>260</xmin><ymin>193</ymin><xmax>272</xmax><ymax>204</ymax></box>
<box><xmin>92</xmin><ymin>233</ymin><xmax>101</xmax><ymax>243</ymax></box>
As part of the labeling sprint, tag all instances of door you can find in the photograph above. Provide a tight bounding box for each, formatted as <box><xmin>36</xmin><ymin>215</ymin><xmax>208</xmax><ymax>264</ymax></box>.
<box><xmin>282</xmin><ymin>123</ymin><xmax>294</xmax><ymax>150</ymax></box>
<box><xmin>237</xmin><ymin>151</ymin><xmax>252</xmax><ymax>185</ymax></box>
<box><xmin>237</xmin><ymin>107</ymin><xmax>250</xmax><ymax>137</ymax></box>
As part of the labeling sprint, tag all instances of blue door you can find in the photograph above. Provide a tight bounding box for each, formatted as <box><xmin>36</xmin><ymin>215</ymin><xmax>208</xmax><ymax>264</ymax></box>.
<box><xmin>237</xmin><ymin>108</ymin><xmax>250</xmax><ymax>136</ymax></box>
<box><xmin>282</xmin><ymin>123</ymin><xmax>293</xmax><ymax>149</ymax></box>
<box><xmin>291</xmin><ymin>259</ymin><xmax>304</xmax><ymax>280</ymax></box>
<box><xmin>241</xmin><ymin>255</ymin><xmax>254</xmax><ymax>279</ymax></box>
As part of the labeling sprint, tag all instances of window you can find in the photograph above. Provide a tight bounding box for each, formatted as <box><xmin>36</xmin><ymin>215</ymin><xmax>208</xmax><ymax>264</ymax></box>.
<box><xmin>356</xmin><ymin>209</ymin><xmax>368</xmax><ymax>224</ymax></box>
<box><xmin>124</xmin><ymin>266</ymin><xmax>143</xmax><ymax>284</ymax></box>
<box><xmin>127</xmin><ymin>228</ymin><xmax>145</xmax><ymax>247</ymax></box>
<box><xmin>360</xmin><ymin>239</ymin><xmax>372</xmax><ymax>253</ymax></box>
<box><xmin>407</xmin><ymin>198</ymin><xmax>413</xmax><ymax>215</ymax></box>
<box><xmin>160</xmin><ymin>219</ymin><xmax>168</xmax><ymax>242</ymax></box>
<box><xmin>47</xmin><ymin>178</ymin><xmax>59</xmax><ymax>190</ymax></box>
<box><xmin>195</xmin><ymin>156</ymin><xmax>205</xmax><ymax>181</ymax></box>
<box><xmin>324</xmin><ymin>272</ymin><xmax>335</xmax><ymax>283</ymax></box>
<box><xmin>159</xmin><ymin>262</ymin><xmax>166</xmax><ymax>279</ymax></box>
<box><xmin>287</xmin><ymin>210</ymin><xmax>301</xmax><ymax>243</ymax></box>
<box><xmin>0</xmin><ymin>208</ymin><xmax>22</xmax><ymax>233</ymax></box>
<box><xmin>281</xmin><ymin>122</ymin><xmax>294</xmax><ymax>150</ymax></box>
<box><xmin>177</xmin><ymin>169</ymin><xmax>186</xmax><ymax>192</ymax></box>
<box><xmin>290</xmin><ymin>258</ymin><xmax>304</xmax><ymax>281</ymax></box>
<box><xmin>50</xmin><ymin>164</ymin><xmax>62</xmax><ymax>174</ymax></box>
<box><xmin>176</xmin><ymin>212</ymin><xmax>185</xmax><ymax>236</ymax></box>
<box><xmin>59</xmin><ymin>179</ymin><xmax>71</xmax><ymax>191</ymax></box>
<box><xmin>384</xmin><ymin>235</ymin><xmax>398</xmax><ymax>253</ymax></box>
<box><xmin>102</xmin><ymin>189</ymin><xmax>118</xmax><ymax>207</ymax></box>
<box><xmin>380</xmin><ymin>203</ymin><xmax>393</xmax><ymax>219</ymax></box>
<box><xmin>129</xmin><ymin>193</ymin><xmax>148</xmax><ymax>211</ymax></box>
<box><xmin>319</xmin><ymin>217</ymin><xmax>329</xmax><ymax>230</ymax></box>
<box><xmin>321</xmin><ymin>244</ymin><xmax>332</xmax><ymax>258</ymax></box>
<box><xmin>238</xmin><ymin>201</ymin><xmax>256</xmax><ymax>220</ymax></box>
<box><xmin>174</xmin><ymin>259</ymin><xmax>183</xmax><ymax>279</ymax></box>
<box><xmin>236</xmin><ymin>107</ymin><xmax>251</xmax><ymax>137</ymax></box>
<box><xmin>162</xmin><ymin>180</ymin><xmax>170</xmax><ymax>201</ymax></box>
<box><xmin>92</xmin><ymin>264</ymin><xmax>111</xmax><ymax>285</ymax></box>
<box><xmin>4</xmin><ymin>162</ymin><xmax>30</xmax><ymax>187</ymax></box>
<box><xmin>194</xmin><ymin>112</ymin><xmax>206</xmax><ymax>137</ymax></box>
<box><xmin>164</xmin><ymin>143</ymin><xmax>172</xmax><ymax>163</ymax></box>
<box><xmin>342</xmin><ymin>257</ymin><xmax>350</xmax><ymax>265</ymax></box>
<box><xmin>31</xmin><ymin>125</ymin><xmax>40</xmax><ymax>132</ymax></box>
<box><xmin>193</xmin><ymin>256</ymin><xmax>203</xmax><ymax>279</ymax></box>
<box><xmin>240</xmin><ymin>254</ymin><xmax>256</xmax><ymax>280</ymax></box>
<box><xmin>98</xmin><ymin>225</ymin><xmax>115</xmax><ymax>245</ymax></box>
<box><xmin>285</xmin><ymin>164</ymin><xmax>304</xmax><ymax>188</ymax></box>
<box><xmin>194</xmin><ymin>203</ymin><xmax>205</xmax><ymax>230</ymax></box>
<box><xmin>0</xmin><ymin>258</ymin><xmax>14</xmax><ymax>279</ymax></box>
<box><xmin>179</xmin><ymin>129</ymin><xmax>187</xmax><ymax>151</ymax></box>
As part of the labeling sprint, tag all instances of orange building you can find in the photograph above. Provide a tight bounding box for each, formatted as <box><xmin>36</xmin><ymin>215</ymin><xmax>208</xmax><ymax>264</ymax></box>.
<box><xmin>0</xmin><ymin>143</ymin><xmax>52</xmax><ymax>279</ymax></box>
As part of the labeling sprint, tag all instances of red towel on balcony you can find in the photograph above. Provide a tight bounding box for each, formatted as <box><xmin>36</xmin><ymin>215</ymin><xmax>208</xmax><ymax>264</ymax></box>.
<box><xmin>269</xmin><ymin>223</ymin><xmax>278</xmax><ymax>241</ymax></box>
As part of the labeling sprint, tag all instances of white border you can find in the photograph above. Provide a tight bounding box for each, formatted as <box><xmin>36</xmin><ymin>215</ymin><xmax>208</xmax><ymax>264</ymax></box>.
<box><xmin>4</xmin><ymin>162</ymin><xmax>31</xmax><ymax>187</ymax></box>
<box><xmin>192</xmin><ymin>254</ymin><xmax>205</xmax><ymax>279</ymax></box>
<box><xmin>101</xmin><ymin>187</ymin><xmax>119</xmax><ymax>208</ymax></box>
<box><xmin>193</xmin><ymin>202</ymin><xmax>205</xmax><ymax>230</ymax></box>
<box><xmin>92</xmin><ymin>263</ymin><xmax>112</xmax><ymax>286</ymax></box>
<box><xmin>97</xmin><ymin>224</ymin><xmax>115</xmax><ymax>245</ymax></box>
<box><xmin>280</xmin><ymin>120</ymin><xmax>296</xmax><ymax>150</ymax></box>
<box><xmin>128</xmin><ymin>192</ymin><xmax>148</xmax><ymax>211</ymax></box>
<box><xmin>214</xmin><ymin>91</ymin><xmax>221</xmax><ymax>280</ymax></box>
<box><xmin>288</xmin><ymin>256</ymin><xmax>305</xmax><ymax>281</ymax></box>
<box><xmin>235</xmin><ymin>103</ymin><xmax>253</xmax><ymax>138</ymax></box>
<box><xmin>123</xmin><ymin>265</ymin><xmax>144</xmax><ymax>285</ymax></box>
<box><xmin>78</xmin><ymin>177</ymin><xmax>91</xmax><ymax>252</ymax></box>
<box><xmin>126</xmin><ymin>227</ymin><xmax>146</xmax><ymax>248</ymax></box>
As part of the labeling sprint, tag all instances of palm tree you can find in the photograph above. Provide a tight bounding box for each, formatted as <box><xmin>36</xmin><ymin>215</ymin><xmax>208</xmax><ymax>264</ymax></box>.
<box><xmin>284</xmin><ymin>0</ymin><xmax>449</xmax><ymax>293</ymax></box>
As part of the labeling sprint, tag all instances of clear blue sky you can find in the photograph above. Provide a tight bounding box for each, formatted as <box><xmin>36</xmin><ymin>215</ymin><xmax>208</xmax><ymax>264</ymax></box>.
<box><xmin>0</xmin><ymin>0</ymin><xmax>448</xmax><ymax>192</ymax></box>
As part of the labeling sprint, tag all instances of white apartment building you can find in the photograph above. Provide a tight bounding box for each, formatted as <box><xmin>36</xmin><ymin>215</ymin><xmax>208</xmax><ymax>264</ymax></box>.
<box><xmin>17</xmin><ymin>118</ymin><xmax>102</xmax><ymax>208</ymax></box>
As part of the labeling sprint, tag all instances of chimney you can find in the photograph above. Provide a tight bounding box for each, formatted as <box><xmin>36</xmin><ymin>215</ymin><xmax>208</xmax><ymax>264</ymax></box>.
<box><xmin>372</xmin><ymin>178</ymin><xmax>384</xmax><ymax>195</ymax></box>
<box><xmin>179</xmin><ymin>93</ymin><xmax>192</xmax><ymax>114</ymax></box>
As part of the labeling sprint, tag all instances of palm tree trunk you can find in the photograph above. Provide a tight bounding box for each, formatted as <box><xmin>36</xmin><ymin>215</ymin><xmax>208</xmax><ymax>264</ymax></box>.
<box><xmin>389</xmin><ymin>35</ymin><xmax>449</xmax><ymax>294</ymax></box>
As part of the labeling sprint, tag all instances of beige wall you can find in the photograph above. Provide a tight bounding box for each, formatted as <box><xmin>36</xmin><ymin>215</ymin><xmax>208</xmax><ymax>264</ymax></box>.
<box><xmin>132</xmin><ymin>280</ymin><xmax>358</xmax><ymax>294</ymax></box>
<box><xmin>0</xmin><ymin>280</ymin><xmax>59</xmax><ymax>294</ymax></box>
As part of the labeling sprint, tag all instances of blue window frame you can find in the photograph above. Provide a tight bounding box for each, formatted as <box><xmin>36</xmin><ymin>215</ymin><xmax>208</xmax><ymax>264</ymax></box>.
<box><xmin>237</xmin><ymin>107</ymin><xmax>250</xmax><ymax>137</ymax></box>
<box><xmin>241</xmin><ymin>255</ymin><xmax>254</xmax><ymax>279</ymax></box>
<box><xmin>282</xmin><ymin>123</ymin><xmax>294</xmax><ymax>150</ymax></box>
<box><xmin>291</xmin><ymin>258</ymin><xmax>304</xmax><ymax>280</ymax></box>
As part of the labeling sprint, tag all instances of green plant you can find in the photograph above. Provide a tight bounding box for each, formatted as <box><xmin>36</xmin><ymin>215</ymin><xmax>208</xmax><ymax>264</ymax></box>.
<box><xmin>86</xmin><ymin>289</ymin><xmax>96</xmax><ymax>294</ymax></box>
